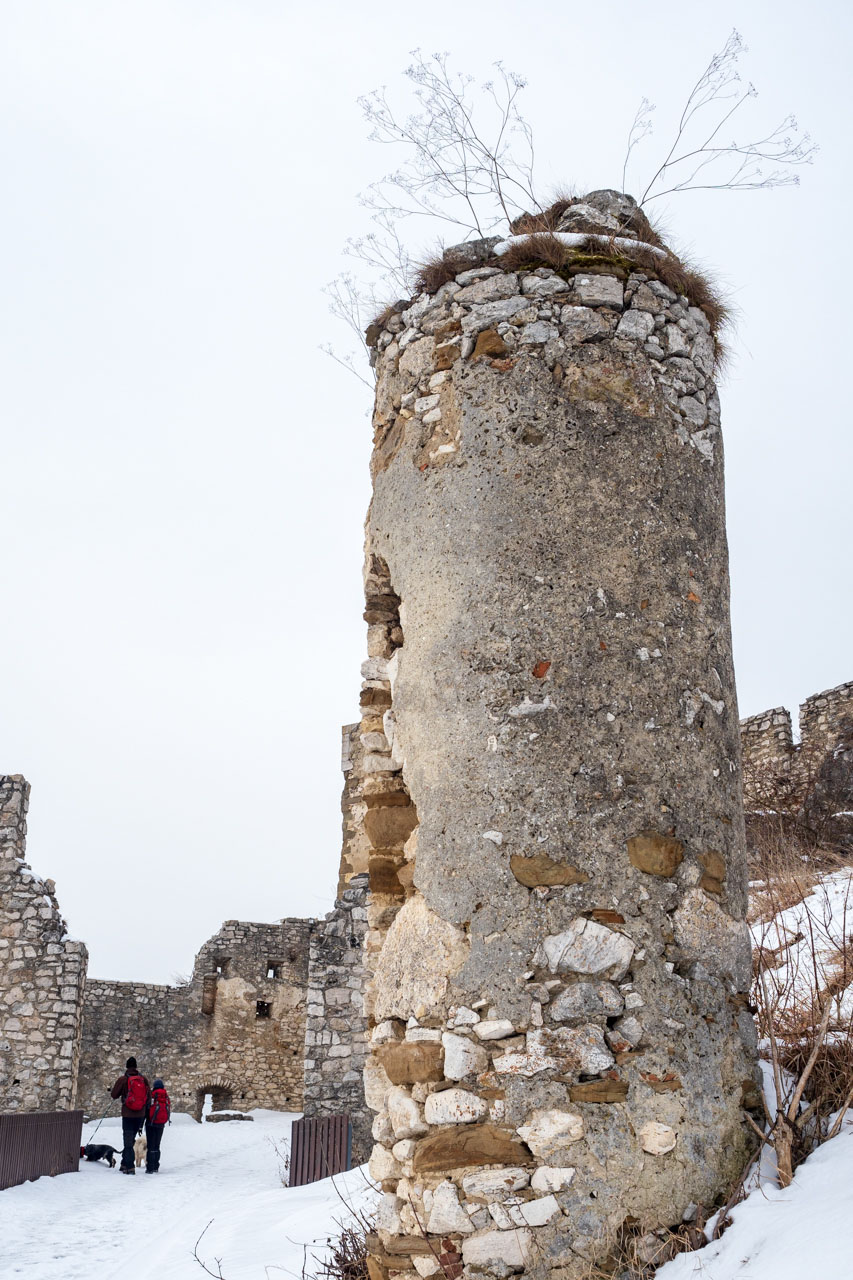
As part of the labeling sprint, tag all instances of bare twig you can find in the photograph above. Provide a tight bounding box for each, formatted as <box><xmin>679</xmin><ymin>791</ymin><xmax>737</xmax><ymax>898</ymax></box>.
<box><xmin>626</xmin><ymin>30</ymin><xmax>817</xmax><ymax>206</ymax></box>
<box><xmin>193</xmin><ymin>1221</ymin><xmax>228</xmax><ymax>1279</ymax></box>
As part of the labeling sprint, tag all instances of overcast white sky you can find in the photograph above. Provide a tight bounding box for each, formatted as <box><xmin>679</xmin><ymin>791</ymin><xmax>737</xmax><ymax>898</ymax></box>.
<box><xmin>1</xmin><ymin>0</ymin><xmax>850</xmax><ymax>984</ymax></box>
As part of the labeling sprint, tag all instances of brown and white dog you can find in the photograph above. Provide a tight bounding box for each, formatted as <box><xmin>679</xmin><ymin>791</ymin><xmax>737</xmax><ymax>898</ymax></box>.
<box><xmin>133</xmin><ymin>1135</ymin><xmax>148</xmax><ymax>1167</ymax></box>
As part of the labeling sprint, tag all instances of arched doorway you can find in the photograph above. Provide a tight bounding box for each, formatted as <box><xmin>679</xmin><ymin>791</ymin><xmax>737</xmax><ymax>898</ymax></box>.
<box><xmin>194</xmin><ymin>1077</ymin><xmax>236</xmax><ymax>1122</ymax></box>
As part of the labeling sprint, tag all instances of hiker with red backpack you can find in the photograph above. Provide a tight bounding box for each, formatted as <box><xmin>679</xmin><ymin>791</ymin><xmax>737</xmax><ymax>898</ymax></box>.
<box><xmin>145</xmin><ymin>1078</ymin><xmax>171</xmax><ymax>1174</ymax></box>
<box><xmin>110</xmin><ymin>1056</ymin><xmax>150</xmax><ymax>1175</ymax></box>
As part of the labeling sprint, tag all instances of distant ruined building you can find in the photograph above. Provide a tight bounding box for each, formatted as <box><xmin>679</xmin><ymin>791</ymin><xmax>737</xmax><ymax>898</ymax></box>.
<box><xmin>76</xmin><ymin>917</ymin><xmax>312</xmax><ymax>1120</ymax></box>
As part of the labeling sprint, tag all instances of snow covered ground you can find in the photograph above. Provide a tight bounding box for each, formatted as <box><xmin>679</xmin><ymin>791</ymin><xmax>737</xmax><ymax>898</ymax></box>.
<box><xmin>658</xmin><ymin>1126</ymin><xmax>853</xmax><ymax>1279</ymax></box>
<box><xmin>2</xmin><ymin>1104</ymin><xmax>852</xmax><ymax>1280</ymax></box>
<box><xmin>2</xmin><ymin>871</ymin><xmax>853</xmax><ymax>1279</ymax></box>
<box><xmin>0</xmin><ymin>1110</ymin><xmax>378</xmax><ymax>1280</ymax></box>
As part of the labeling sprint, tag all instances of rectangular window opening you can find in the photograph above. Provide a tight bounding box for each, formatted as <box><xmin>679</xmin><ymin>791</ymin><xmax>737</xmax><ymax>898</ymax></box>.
<box><xmin>256</xmin><ymin>1000</ymin><xmax>272</xmax><ymax>1019</ymax></box>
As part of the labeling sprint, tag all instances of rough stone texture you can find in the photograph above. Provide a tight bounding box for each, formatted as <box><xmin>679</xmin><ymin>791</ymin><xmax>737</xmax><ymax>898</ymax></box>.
<box><xmin>0</xmin><ymin>775</ymin><xmax>88</xmax><ymax>1112</ymax></box>
<box><xmin>76</xmin><ymin>918</ymin><xmax>311</xmax><ymax>1119</ymax></box>
<box><xmin>302</xmin><ymin>872</ymin><xmax>371</xmax><ymax>1161</ymax></box>
<box><xmin>360</xmin><ymin>191</ymin><xmax>756</xmax><ymax>1279</ymax></box>
<box><xmin>740</xmin><ymin>680</ymin><xmax>853</xmax><ymax>845</ymax></box>
<box><xmin>337</xmin><ymin>724</ymin><xmax>371</xmax><ymax>894</ymax></box>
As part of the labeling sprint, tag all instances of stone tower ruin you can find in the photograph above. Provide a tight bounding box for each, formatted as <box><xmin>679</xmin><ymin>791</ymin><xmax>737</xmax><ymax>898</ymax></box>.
<box><xmin>357</xmin><ymin>192</ymin><xmax>757</xmax><ymax>1278</ymax></box>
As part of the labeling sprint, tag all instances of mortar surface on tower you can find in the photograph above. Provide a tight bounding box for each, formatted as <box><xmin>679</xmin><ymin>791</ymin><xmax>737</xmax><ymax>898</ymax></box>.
<box><xmin>355</xmin><ymin>191</ymin><xmax>758</xmax><ymax>1279</ymax></box>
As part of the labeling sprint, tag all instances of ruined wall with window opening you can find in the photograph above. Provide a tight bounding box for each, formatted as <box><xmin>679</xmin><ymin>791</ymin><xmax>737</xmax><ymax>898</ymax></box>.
<box><xmin>76</xmin><ymin>918</ymin><xmax>311</xmax><ymax>1119</ymax></box>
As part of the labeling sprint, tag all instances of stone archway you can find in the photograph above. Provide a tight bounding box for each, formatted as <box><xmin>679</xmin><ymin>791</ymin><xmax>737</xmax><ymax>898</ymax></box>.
<box><xmin>194</xmin><ymin>1075</ymin><xmax>237</xmax><ymax>1122</ymax></box>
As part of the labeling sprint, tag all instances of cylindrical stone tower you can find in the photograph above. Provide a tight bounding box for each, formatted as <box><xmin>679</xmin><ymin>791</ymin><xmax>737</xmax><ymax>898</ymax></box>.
<box><xmin>359</xmin><ymin>191</ymin><xmax>757</xmax><ymax>1280</ymax></box>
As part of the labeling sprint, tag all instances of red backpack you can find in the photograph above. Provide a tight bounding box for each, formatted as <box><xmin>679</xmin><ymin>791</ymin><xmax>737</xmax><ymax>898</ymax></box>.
<box><xmin>148</xmin><ymin>1087</ymin><xmax>171</xmax><ymax>1125</ymax></box>
<box><xmin>125</xmin><ymin>1074</ymin><xmax>148</xmax><ymax>1113</ymax></box>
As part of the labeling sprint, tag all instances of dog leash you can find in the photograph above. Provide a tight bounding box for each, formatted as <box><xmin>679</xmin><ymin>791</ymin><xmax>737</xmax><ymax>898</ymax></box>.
<box><xmin>86</xmin><ymin>1098</ymin><xmax>117</xmax><ymax>1144</ymax></box>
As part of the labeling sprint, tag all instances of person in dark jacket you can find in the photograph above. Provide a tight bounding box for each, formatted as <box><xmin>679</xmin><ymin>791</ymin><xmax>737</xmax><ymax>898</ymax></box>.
<box><xmin>110</xmin><ymin>1056</ymin><xmax>150</xmax><ymax>1175</ymax></box>
<box><xmin>145</xmin><ymin>1077</ymin><xmax>171</xmax><ymax>1173</ymax></box>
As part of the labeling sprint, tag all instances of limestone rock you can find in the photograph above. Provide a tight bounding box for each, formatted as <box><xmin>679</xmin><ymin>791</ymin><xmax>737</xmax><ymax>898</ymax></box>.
<box><xmin>627</xmin><ymin>831</ymin><xmax>684</xmax><ymax>877</ymax></box>
<box><xmin>572</xmin><ymin>275</ymin><xmax>624</xmax><ymax>308</ymax></box>
<box><xmin>442</xmin><ymin>1032</ymin><xmax>489</xmax><ymax>1080</ymax></box>
<box><xmin>461</xmin><ymin>1167</ymin><xmax>530</xmax><ymax>1200</ymax></box>
<box><xmin>516</xmin><ymin>1108</ymin><xmax>584</xmax><ymax>1157</ymax></box>
<box><xmin>639</xmin><ymin>1122</ymin><xmax>677</xmax><ymax>1155</ymax></box>
<box><xmin>560</xmin><ymin>305</ymin><xmax>612</xmax><ymax>342</ymax></box>
<box><xmin>462</xmin><ymin>1228</ymin><xmax>533</xmax><ymax>1273</ymax></box>
<box><xmin>364</xmin><ymin>1059</ymin><xmax>393</xmax><ymax>1113</ymax></box>
<box><xmin>616</xmin><ymin>310</ymin><xmax>655</xmax><ymax>341</ymax></box>
<box><xmin>673</xmin><ymin>889</ymin><xmax>752</xmax><ymax>987</ymax></box>
<box><xmin>388</xmin><ymin>1086</ymin><xmax>428</xmax><ymax>1139</ymax></box>
<box><xmin>474</xmin><ymin>1020</ymin><xmax>515</xmax><ymax>1040</ymax></box>
<box><xmin>534</xmin><ymin>918</ymin><xmax>635</xmax><ymax>980</ymax></box>
<box><xmin>370</xmin><ymin>1144</ymin><xmax>403</xmax><ymax>1182</ymax></box>
<box><xmin>424</xmin><ymin>1088</ymin><xmax>488</xmax><ymax>1125</ymax></box>
<box><xmin>549</xmin><ymin>981</ymin><xmax>624</xmax><ymax>1021</ymax></box>
<box><xmin>372</xmin><ymin>1112</ymin><xmax>395</xmax><ymax>1145</ymax></box>
<box><xmin>530</xmin><ymin>1166</ymin><xmax>575</xmax><ymax>1192</ymax></box>
<box><xmin>372</xmin><ymin>896</ymin><xmax>469</xmax><ymax>1021</ymax></box>
<box><xmin>456</xmin><ymin>274</ymin><xmax>519</xmax><ymax>305</ymax></box>
<box><xmin>426</xmin><ymin>1180</ymin><xmax>475</xmax><ymax>1235</ymax></box>
<box><xmin>509</xmin><ymin>1194</ymin><xmax>561</xmax><ymax>1227</ymax></box>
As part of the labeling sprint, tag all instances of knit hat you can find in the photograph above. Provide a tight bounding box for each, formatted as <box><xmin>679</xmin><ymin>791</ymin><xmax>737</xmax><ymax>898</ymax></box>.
<box><xmin>152</xmin><ymin>1078</ymin><xmax>164</xmax><ymax>1090</ymax></box>
<box><xmin>126</xmin><ymin>1056</ymin><xmax>138</xmax><ymax>1072</ymax></box>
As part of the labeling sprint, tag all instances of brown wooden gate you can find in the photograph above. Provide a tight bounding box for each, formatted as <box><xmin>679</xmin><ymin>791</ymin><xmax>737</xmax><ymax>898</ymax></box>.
<box><xmin>0</xmin><ymin>1110</ymin><xmax>84</xmax><ymax>1191</ymax></box>
<box><xmin>289</xmin><ymin>1113</ymin><xmax>352</xmax><ymax>1187</ymax></box>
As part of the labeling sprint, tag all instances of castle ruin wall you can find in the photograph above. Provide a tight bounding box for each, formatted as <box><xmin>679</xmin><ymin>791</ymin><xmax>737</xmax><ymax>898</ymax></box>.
<box><xmin>76</xmin><ymin>918</ymin><xmax>311</xmax><ymax>1119</ymax></box>
<box><xmin>0</xmin><ymin>775</ymin><xmax>88</xmax><ymax>1112</ymax></box>
<box><xmin>303</xmin><ymin>871</ymin><xmax>371</xmax><ymax>1160</ymax></box>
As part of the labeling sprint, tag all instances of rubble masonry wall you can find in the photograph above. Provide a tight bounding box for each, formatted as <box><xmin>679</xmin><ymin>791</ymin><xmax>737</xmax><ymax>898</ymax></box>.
<box><xmin>76</xmin><ymin>918</ymin><xmax>311</xmax><ymax>1119</ymax></box>
<box><xmin>0</xmin><ymin>775</ymin><xmax>88</xmax><ymax>1112</ymax></box>
<box><xmin>357</xmin><ymin>194</ymin><xmax>757</xmax><ymax>1279</ymax></box>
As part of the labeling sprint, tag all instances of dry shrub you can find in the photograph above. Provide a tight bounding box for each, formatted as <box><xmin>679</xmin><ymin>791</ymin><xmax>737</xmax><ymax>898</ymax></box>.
<box><xmin>315</xmin><ymin>1225</ymin><xmax>368</xmax><ymax>1280</ymax></box>
<box><xmin>574</xmin><ymin>1213</ymin><xmax>714</xmax><ymax>1280</ymax></box>
<box><xmin>747</xmin><ymin>820</ymin><xmax>820</xmax><ymax>923</ymax></box>
<box><xmin>751</xmin><ymin>866</ymin><xmax>853</xmax><ymax>1185</ymax></box>
<box><xmin>372</xmin><ymin>222</ymin><xmax>729</xmax><ymax>364</ymax></box>
<box><xmin>498</xmin><ymin>231</ymin><xmax>578</xmax><ymax>273</ymax></box>
<box><xmin>413</xmin><ymin>247</ymin><xmax>484</xmax><ymax>296</ymax></box>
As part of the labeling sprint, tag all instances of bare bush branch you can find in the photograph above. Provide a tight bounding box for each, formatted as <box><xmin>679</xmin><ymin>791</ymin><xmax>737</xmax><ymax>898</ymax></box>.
<box><xmin>626</xmin><ymin>30</ymin><xmax>817</xmax><ymax>206</ymax></box>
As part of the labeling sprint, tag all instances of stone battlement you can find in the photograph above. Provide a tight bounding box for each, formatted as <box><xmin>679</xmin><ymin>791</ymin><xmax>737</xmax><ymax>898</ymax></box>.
<box><xmin>740</xmin><ymin>680</ymin><xmax>853</xmax><ymax>779</ymax></box>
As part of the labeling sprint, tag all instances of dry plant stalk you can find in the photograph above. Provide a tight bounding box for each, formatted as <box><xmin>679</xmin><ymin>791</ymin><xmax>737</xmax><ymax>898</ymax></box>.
<box><xmin>750</xmin><ymin>869</ymin><xmax>853</xmax><ymax>1187</ymax></box>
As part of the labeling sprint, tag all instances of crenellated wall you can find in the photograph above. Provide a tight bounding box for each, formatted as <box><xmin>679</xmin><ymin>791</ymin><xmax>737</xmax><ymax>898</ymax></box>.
<box><xmin>0</xmin><ymin>775</ymin><xmax>88</xmax><ymax>1112</ymax></box>
<box><xmin>740</xmin><ymin>680</ymin><xmax>853</xmax><ymax>839</ymax></box>
<box><xmin>76</xmin><ymin>918</ymin><xmax>311</xmax><ymax>1119</ymax></box>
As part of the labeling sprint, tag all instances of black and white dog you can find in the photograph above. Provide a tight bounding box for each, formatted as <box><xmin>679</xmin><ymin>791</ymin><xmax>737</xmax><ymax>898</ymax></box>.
<box><xmin>81</xmin><ymin>1143</ymin><xmax>119</xmax><ymax>1167</ymax></box>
